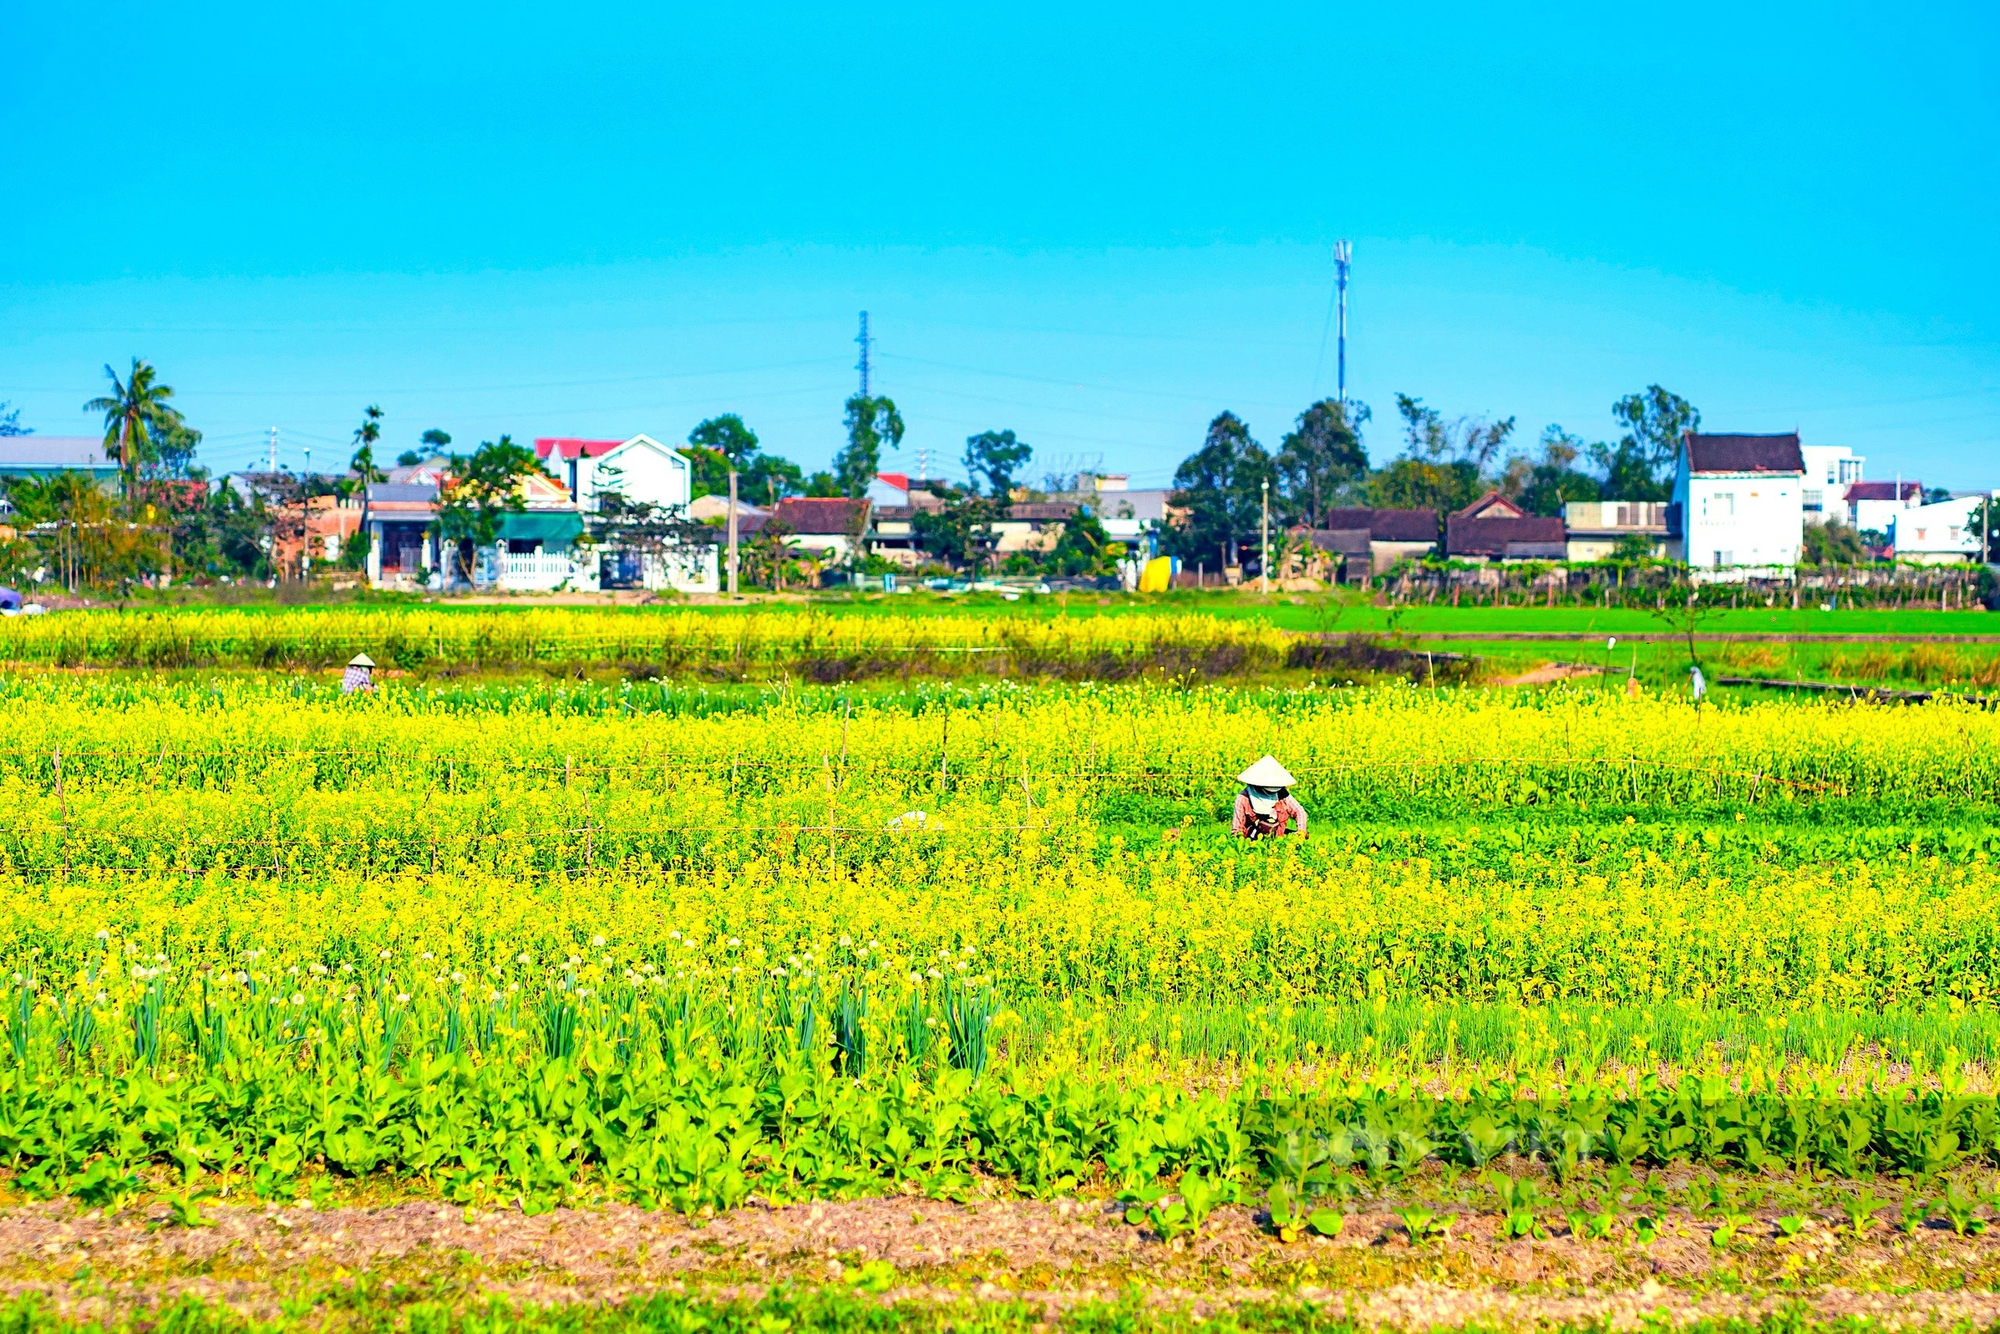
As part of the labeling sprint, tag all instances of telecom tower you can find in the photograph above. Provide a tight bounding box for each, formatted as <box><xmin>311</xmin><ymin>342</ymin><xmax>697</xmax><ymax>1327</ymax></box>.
<box><xmin>1333</xmin><ymin>240</ymin><xmax>1352</xmax><ymax>405</ymax></box>
<box><xmin>855</xmin><ymin>311</ymin><xmax>873</xmax><ymax>397</ymax></box>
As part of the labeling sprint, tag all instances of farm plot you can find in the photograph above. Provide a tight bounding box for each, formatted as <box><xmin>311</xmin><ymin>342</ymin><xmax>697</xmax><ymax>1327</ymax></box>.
<box><xmin>0</xmin><ymin>669</ymin><xmax>1995</xmax><ymax>1331</ymax></box>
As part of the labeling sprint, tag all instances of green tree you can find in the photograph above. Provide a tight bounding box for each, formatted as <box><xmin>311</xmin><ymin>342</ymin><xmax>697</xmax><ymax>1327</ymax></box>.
<box><xmin>1275</xmin><ymin>399</ymin><xmax>1370</xmax><ymax>526</ymax></box>
<box><xmin>684</xmin><ymin>414</ymin><xmax>804</xmax><ymax>503</ymax></box>
<box><xmin>0</xmin><ymin>402</ymin><xmax>28</xmax><ymax>436</ymax></box>
<box><xmin>1969</xmin><ymin>498</ymin><xmax>2000</xmax><ymax>564</ymax></box>
<box><xmin>1044</xmin><ymin>510</ymin><xmax>1122</xmax><ymax>578</ymax></box>
<box><xmin>84</xmin><ymin>358</ymin><xmax>180</xmax><ymax>510</ymax></box>
<box><xmin>1504</xmin><ymin>425</ymin><xmax>1601</xmax><ymax>516</ymax></box>
<box><xmin>912</xmin><ymin>484</ymin><xmax>1001</xmax><ymax>572</ymax></box>
<box><xmin>420</xmin><ymin>428</ymin><xmax>452</xmax><ymax>452</ymax></box>
<box><xmin>147</xmin><ymin>420</ymin><xmax>203</xmax><ymax>480</ymax></box>
<box><xmin>833</xmin><ymin>395</ymin><xmax>904</xmax><ymax>497</ymax></box>
<box><xmin>1370</xmin><ymin>394</ymin><xmax>1512</xmax><ymax>512</ymax></box>
<box><xmin>434</xmin><ymin>435</ymin><xmax>545</xmax><ymax>585</ymax></box>
<box><xmin>1593</xmin><ymin>385</ymin><xmax>1699</xmax><ymax>501</ymax></box>
<box><xmin>1802</xmin><ymin>519</ymin><xmax>1868</xmax><ymax>566</ymax></box>
<box><xmin>963</xmin><ymin>429</ymin><xmax>1033</xmax><ymax>501</ymax></box>
<box><xmin>1167</xmin><ymin>412</ymin><xmax>1274</xmax><ymax>570</ymax></box>
<box><xmin>348</xmin><ymin>405</ymin><xmax>387</xmax><ymax>568</ymax></box>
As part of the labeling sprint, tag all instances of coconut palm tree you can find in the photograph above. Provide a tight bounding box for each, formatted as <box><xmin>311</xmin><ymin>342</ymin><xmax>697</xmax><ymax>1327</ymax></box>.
<box><xmin>84</xmin><ymin>359</ymin><xmax>178</xmax><ymax>511</ymax></box>
<box><xmin>348</xmin><ymin>405</ymin><xmax>386</xmax><ymax>568</ymax></box>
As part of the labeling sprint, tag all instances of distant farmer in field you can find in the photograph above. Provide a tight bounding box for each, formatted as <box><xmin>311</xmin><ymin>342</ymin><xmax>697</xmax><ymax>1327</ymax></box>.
<box><xmin>1232</xmin><ymin>755</ymin><xmax>1307</xmax><ymax>840</ymax></box>
<box><xmin>341</xmin><ymin>653</ymin><xmax>376</xmax><ymax>694</ymax></box>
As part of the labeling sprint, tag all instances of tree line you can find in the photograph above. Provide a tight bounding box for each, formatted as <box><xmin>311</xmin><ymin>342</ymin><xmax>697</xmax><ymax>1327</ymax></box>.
<box><xmin>1163</xmin><ymin>386</ymin><xmax>1700</xmax><ymax>570</ymax></box>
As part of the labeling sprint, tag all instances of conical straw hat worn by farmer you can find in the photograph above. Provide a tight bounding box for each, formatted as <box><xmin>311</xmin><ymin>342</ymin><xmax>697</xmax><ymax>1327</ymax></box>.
<box><xmin>341</xmin><ymin>653</ymin><xmax>377</xmax><ymax>695</ymax></box>
<box><xmin>1232</xmin><ymin>754</ymin><xmax>1307</xmax><ymax>840</ymax></box>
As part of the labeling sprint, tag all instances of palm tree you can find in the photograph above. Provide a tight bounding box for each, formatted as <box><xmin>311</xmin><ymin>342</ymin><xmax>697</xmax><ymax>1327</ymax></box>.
<box><xmin>349</xmin><ymin>405</ymin><xmax>386</xmax><ymax>568</ymax></box>
<box><xmin>84</xmin><ymin>359</ymin><xmax>177</xmax><ymax>511</ymax></box>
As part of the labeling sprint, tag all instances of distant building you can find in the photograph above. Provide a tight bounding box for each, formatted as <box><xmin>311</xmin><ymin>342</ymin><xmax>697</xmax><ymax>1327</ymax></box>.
<box><xmin>1844</xmin><ymin>480</ymin><xmax>1923</xmax><ymax>536</ymax></box>
<box><xmin>533</xmin><ymin>435</ymin><xmax>692</xmax><ymax>513</ymax></box>
<box><xmin>1667</xmin><ymin>432</ymin><xmax>1805</xmax><ymax>577</ymax></box>
<box><xmin>1318</xmin><ymin>508</ymin><xmax>1440</xmax><ymax>572</ymax></box>
<box><xmin>363</xmin><ymin>483</ymin><xmax>442</xmax><ymax>586</ymax></box>
<box><xmin>1293</xmin><ymin>527</ymin><xmax>1374</xmax><ymax>583</ymax></box>
<box><xmin>1891</xmin><ymin>493</ymin><xmax>1991</xmax><ymax>565</ymax></box>
<box><xmin>1563</xmin><ymin>500</ymin><xmax>1672</xmax><ymax>561</ymax></box>
<box><xmin>774</xmin><ymin>497</ymin><xmax>872</xmax><ymax>565</ymax></box>
<box><xmin>1445</xmin><ymin>492</ymin><xmax>1567</xmax><ymax>561</ymax></box>
<box><xmin>0</xmin><ymin>437</ymin><xmax>122</xmax><ymax>487</ymax></box>
<box><xmin>1798</xmin><ymin>445</ymin><xmax>1865</xmax><ymax>526</ymax></box>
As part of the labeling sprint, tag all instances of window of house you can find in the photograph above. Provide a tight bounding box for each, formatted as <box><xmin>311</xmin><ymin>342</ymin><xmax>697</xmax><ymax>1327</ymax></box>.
<box><xmin>1703</xmin><ymin>492</ymin><xmax>1735</xmax><ymax>519</ymax></box>
<box><xmin>507</xmin><ymin>539</ymin><xmax>542</xmax><ymax>555</ymax></box>
<box><xmin>1803</xmin><ymin>489</ymin><xmax>1823</xmax><ymax>511</ymax></box>
<box><xmin>1712</xmin><ymin>550</ymin><xmax>1733</xmax><ymax>568</ymax></box>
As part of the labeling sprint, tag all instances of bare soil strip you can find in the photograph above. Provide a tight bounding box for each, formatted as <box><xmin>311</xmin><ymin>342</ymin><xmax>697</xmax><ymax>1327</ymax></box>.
<box><xmin>4</xmin><ymin>1197</ymin><xmax>2000</xmax><ymax>1326</ymax></box>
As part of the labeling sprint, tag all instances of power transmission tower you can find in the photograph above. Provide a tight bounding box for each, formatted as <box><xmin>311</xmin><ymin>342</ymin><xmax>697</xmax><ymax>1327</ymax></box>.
<box><xmin>267</xmin><ymin>427</ymin><xmax>279</xmax><ymax>473</ymax></box>
<box><xmin>1333</xmin><ymin>240</ymin><xmax>1352</xmax><ymax>406</ymax></box>
<box><xmin>855</xmin><ymin>311</ymin><xmax>873</xmax><ymax>397</ymax></box>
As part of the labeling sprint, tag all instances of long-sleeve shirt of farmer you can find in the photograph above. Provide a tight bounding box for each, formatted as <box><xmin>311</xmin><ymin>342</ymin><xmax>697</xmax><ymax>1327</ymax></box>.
<box><xmin>1232</xmin><ymin>792</ymin><xmax>1307</xmax><ymax>839</ymax></box>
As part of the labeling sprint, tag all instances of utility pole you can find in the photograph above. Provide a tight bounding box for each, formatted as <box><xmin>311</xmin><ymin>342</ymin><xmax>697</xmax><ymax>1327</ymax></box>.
<box><xmin>1333</xmin><ymin>240</ymin><xmax>1352</xmax><ymax>406</ymax></box>
<box><xmin>727</xmin><ymin>469</ymin><xmax>740</xmax><ymax>596</ymax></box>
<box><xmin>855</xmin><ymin>312</ymin><xmax>873</xmax><ymax>397</ymax></box>
<box><xmin>1261</xmin><ymin>478</ymin><xmax>1271</xmax><ymax>595</ymax></box>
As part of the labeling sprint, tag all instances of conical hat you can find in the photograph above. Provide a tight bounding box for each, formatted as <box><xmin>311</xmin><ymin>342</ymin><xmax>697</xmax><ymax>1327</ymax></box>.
<box><xmin>348</xmin><ymin>653</ymin><xmax>376</xmax><ymax>668</ymax></box>
<box><xmin>1236</xmin><ymin>755</ymin><xmax>1295</xmax><ymax>787</ymax></box>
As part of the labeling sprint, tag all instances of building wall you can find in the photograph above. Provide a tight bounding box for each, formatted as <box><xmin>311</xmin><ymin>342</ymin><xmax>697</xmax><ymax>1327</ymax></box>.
<box><xmin>1892</xmin><ymin>495</ymin><xmax>1987</xmax><ymax>561</ymax></box>
<box><xmin>1798</xmin><ymin>445</ymin><xmax>1864</xmax><ymax>526</ymax></box>
<box><xmin>1670</xmin><ymin>461</ymin><xmax>1803</xmax><ymax>573</ymax></box>
<box><xmin>578</xmin><ymin>437</ymin><xmax>691</xmax><ymax>513</ymax></box>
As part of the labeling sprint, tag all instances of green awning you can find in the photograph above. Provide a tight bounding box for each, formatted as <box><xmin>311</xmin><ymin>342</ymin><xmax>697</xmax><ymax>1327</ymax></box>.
<box><xmin>495</xmin><ymin>510</ymin><xmax>585</xmax><ymax>548</ymax></box>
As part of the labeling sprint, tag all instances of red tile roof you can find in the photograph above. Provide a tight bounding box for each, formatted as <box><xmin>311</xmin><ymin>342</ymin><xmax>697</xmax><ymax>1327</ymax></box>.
<box><xmin>534</xmin><ymin>437</ymin><xmax>624</xmax><ymax>462</ymax></box>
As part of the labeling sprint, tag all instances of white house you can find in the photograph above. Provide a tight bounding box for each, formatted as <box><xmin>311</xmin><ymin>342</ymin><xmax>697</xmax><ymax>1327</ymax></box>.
<box><xmin>530</xmin><ymin>435</ymin><xmax>714</xmax><ymax>594</ymax></box>
<box><xmin>1797</xmin><ymin>445</ymin><xmax>1865</xmax><ymax>526</ymax></box>
<box><xmin>533</xmin><ymin>435</ymin><xmax>693</xmax><ymax>513</ymax></box>
<box><xmin>1892</xmin><ymin>494</ymin><xmax>1991</xmax><ymax>565</ymax></box>
<box><xmin>1844</xmin><ymin>480</ymin><xmax>1923</xmax><ymax>536</ymax></box>
<box><xmin>1668</xmin><ymin>432</ymin><xmax>1805</xmax><ymax>578</ymax></box>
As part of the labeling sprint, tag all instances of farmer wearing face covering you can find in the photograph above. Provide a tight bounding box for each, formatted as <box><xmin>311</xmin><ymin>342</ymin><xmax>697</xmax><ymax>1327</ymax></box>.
<box><xmin>1231</xmin><ymin>755</ymin><xmax>1307</xmax><ymax>840</ymax></box>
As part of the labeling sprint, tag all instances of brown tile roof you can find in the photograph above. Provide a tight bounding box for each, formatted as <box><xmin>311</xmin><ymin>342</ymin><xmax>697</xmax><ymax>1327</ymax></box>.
<box><xmin>1844</xmin><ymin>481</ymin><xmax>1922</xmax><ymax>502</ymax></box>
<box><xmin>1446</xmin><ymin>510</ymin><xmax>1567</xmax><ymax>558</ymax></box>
<box><xmin>1684</xmin><ymin>432</ymin><xmax>1806</xmax><ymax>474</ymax></box>
<box><xmin>1320</xmin><ymin>507</ymin><xmax>1440</xmax><ymax>543</ymax></box>
<box><xmin>772</xmin><ymin>497</ymin><xmax>870</xmax><ymax>535</ymax></box>
<box><xmin>1004</xmin><ymin>502</ymin><xmax>1079</xmax><ymax>521</ymax></box>
<box><xmin>1299</xmin><ymin>527</ymin><xmax>1372</xmax><ymax>555</ymax></box>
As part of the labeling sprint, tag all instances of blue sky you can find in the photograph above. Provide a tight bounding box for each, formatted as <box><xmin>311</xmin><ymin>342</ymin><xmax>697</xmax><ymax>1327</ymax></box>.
<box><xmin>3</xmin><ymin>1</ymin><xmax>1996</xmax><ymax>489</ymax></box>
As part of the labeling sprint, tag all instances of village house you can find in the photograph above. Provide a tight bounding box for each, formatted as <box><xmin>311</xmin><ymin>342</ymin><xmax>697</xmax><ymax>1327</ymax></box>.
<box><xmin>1317</xmin><ymin>507</ymin><xmax>1440</xmax><ymax>572</ymax></box>
<box><xmin>1445</xmin><ymin>492</ymin><xmax>1567</xmax><ymax>562</ymax></box>
<box><xmin>1562</xmin><ymin>500</ymin><xmax>1672</xmax><ymax>561</ymax></box>
<box><xmin>1891</xmin><ymin>493</ymin><xmax>1991</xmax><ymax>564</ymax></box>
<box><xmin>1667</xmin><ymin>432</ymin><xmax>1805</xmax><ymax>577</ymax></box>
<box><xmin>1844</xmin><ymin>480</ymin><xmax>1924</xmax><ymax>536</ymax></box>
<box><xmin>774</xmin><ymin>497</ymin><xmax>872</xmax><ymax>566</ymax></box>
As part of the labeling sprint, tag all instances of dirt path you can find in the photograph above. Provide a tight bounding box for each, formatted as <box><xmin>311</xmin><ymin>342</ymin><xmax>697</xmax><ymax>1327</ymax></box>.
<box><xmin>4</xmin><ymin>1196</ymin><xmax>1999</xmax><ymax>1324</ymax></box>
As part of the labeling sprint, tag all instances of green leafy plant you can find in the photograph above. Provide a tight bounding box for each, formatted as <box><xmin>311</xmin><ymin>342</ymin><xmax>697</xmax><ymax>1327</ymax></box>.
<box><xmin>1842</xmin><ymin>1189</ymin><xmax>1887</xmax><ymax>1236</ymax></box>
<box><xmin>1393</xmin><ymin>1204</ymin><xmax>1456</xmax><ymax>1246</ymax></box>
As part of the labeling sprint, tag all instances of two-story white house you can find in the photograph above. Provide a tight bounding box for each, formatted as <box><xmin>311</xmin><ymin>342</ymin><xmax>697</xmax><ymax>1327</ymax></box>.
<box><xmin>1797</xmin><ymin>444</ymin><xmax>1865</xmax><ymax>526</ymax></box>
<box><xmin>533</xmin><ymin>435</ymin><xmax>694</xmax><ymax>513</ymax></box>
<box><xmin>1668</xmin><ymin>432</ymin><xmax>1805</xmax><ymax>579</ymax></box>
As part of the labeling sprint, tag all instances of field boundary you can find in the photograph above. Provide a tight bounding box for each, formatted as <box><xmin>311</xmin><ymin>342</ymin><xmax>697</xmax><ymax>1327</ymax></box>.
<box><xmin>1396</xmin><ymin>631</ymin><xmax>2000</xmax><ymax>643</ymax></box>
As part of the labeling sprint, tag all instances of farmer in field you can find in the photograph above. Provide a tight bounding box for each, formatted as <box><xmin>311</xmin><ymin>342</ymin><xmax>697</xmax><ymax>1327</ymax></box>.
<box><xmin>341</xmin><ymin>653</ymin><xmax>376</xmax><ymax>694</ymax></box>
<box><xmin>1232</xmin><ymin>755</ymin><xmax>1307</xmax><ymax>840</ymax></box>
